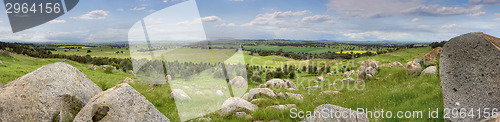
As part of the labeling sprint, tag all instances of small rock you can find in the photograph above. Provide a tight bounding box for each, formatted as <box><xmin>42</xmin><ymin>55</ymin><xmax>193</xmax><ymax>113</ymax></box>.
<box><xmin>266</xmin><ymin>104</ymin><xmax>296</xmax><ymax>111</ymax></box>
<box><xmin>342</xmin><ymin>70</ymin><xmax>356</xmax><ymax>77</ymax></box>
<box><xmin>0</xmin><ymin>60</ymin><xmax>3</xmax><ymax>65</ymax></box>
<box><xmin>306</xmin><ymin>85</ymin><xmax>321</xmax><ymax>90</ymax></box>
<box><xmin>406</xmin><ymin>61</ymin><xmax>422</xmax><ymax>76</ymax></box>
<box><xmin>216</xmin><ymin>90</ymin><xmax>224</xmax><ymax>96</ymax></box>
<box><xmin>128</xmin><ymin>71</ymin><xmax>135</xmax><ymax>75</ymax></box>
<box><xmin>123</xmin><ymin>77</ymin><xmax>135</xmax><ymax>83</ymax></box>
<box><xmin>316</xmin><ymin>76</ymin><xmax>325</xmax><ymax>82</ymax></box>
<box><xmin>165</xmin><ymin>75</ymin><xmax>172</xmax><ymax>82</ymax></box>
<box><xmin>387</xmin><ymin>61</ymin><xmax>403</xmax><ymax>67</ymax></box>
<box><xmin>264</xmin><ymin>78</ymin><xmax>296</xmax><ymax>89</ymax></box>
<box><xmin>413</xmin><ymin>58</ymin><xmax>421</xmax><ymax>64</ymax></box>
<box><xmin>220</xmin><ymin>97</ymin><xmax>258</xmax><ymax>116</ymax></box>
<box><xmin>284</xmin><ymin>92</ymin><xmax>304</xmax><ymax>100</ymax></box>
<box><xmin>41</xmin><ymin>59</ymin><xmax>45</xmax><ymax>62</ymax></box>
<box><xmin>229</xmin><ymin>76</ymin><xmax>248</xmax><ymax>87</ymax></box>
<box><xmin>321</xmin><ymin>91</ymin><xmax>341</xmax><ymax>95</ymax></box>
<box><xmin>421</xmin><ymin>66</ymin><xmax>437</xmax><ymax>75</ymax></box>
<box><xmin>195</xmin><ymin>91</ymin><xmax>205</xmax><ymax>95</ymax></box>
<box><xmin>170</xmin><ymin>89</ymin><xmax>191</xmax><ymax>101</ymax></box>
<box><xmin>146</xmin><ymin>88</ymin><xmax>154</xmax><ymax>93</ymax></box>
<box><xmin>341</xmin><ymin>77</ymin><xmax>355</xmax><ymax>83</ymax></box>
<box><xmin>259</xmin><ymin>84</ymin><xmax>267</xmax><ymax>88</ymax></box>
<box><xmin>326</xmin><ymin>73</ymin><xmax>333</xmax><ymax>77</ymax></box>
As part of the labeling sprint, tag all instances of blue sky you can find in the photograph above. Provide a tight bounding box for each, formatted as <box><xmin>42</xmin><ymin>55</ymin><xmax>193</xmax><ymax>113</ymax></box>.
<box><xmin>0</xmin><ymin>0</ymin><xmax>499</xmax><ymax>42</ymax></box>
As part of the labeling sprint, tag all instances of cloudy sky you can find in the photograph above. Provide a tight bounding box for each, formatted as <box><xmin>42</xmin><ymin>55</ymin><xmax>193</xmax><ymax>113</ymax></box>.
<box><xmin>0</xmin><ymin>0</ymin><xmax>499</xmax><ymax>42</ymax></box>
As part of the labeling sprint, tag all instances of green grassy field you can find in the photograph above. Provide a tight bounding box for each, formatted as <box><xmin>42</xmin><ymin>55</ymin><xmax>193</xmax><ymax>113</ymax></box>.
<box><xmin>51</xmin><ymin>46</ymin><xmax>131</xmax><ymax>59</ymax></box>
<box><xmin>0</xmin><ymin>46</ymin><xmax>443</xmax><ymax>121</ymax></box>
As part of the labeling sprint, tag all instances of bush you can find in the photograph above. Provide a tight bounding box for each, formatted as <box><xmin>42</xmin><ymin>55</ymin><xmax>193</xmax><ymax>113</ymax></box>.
<box><xmin>104</xmin><ymin>68</ymin><xmax>113</xmax><ymax>74</ymax></box>
<box><xmin>0</xmin><ymin>50</ymin><xmax>10</xmax><ymax>57</ymax></box>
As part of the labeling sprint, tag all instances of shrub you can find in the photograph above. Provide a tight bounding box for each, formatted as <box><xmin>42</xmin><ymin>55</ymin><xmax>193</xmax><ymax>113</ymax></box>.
<box><xmin>104</xmin><ymin>68</ymin><xmax>113</xmax><ymax>74</ymax></box>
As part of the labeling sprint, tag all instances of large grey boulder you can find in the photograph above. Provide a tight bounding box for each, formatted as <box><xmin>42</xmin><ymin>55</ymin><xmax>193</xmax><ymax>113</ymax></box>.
<box><xmin>220</xmin><ymin>97</ymin><xmax>258</xmax><ymax>116</ymax></box>
<box><xmin>73</xmin><ymin>83</ymin><xmax>169</xmax><ymax>122</ymax></box>
<box><xmin>0</xmin><ymin>62</ymin><xmax>102</xmax><ymax>121</ymax></box>
<box><xmin>303</xmin><ymin>104</ymin><xmax>369</xmax><ymax>122</ymax></box>
<box><xmin>170</xmin><ymin>89</ymin><xmax>191</xmax><ymax>101</ymax></box>
<box><xmin>440</xmin><ymin>32</ymin><xmax>500</xmax><ymax>122</ymax></box>
<box><xmin>423</xmin><ymin>47</ymin><xmax>442</xmax><ymax>66</ymax></box>
<box><xmin>405</xmin><ymin>61</ymin><xmax>422</xmax><ymax>76</ymax></box>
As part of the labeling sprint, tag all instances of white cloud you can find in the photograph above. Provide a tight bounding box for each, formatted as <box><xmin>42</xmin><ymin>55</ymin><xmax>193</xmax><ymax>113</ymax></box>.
<box><xmin>327</xmin><ymin>0</ymin><xmax>484</xmax><ymax>18</ymax></box>
<box><xmin>131</xmin><ymin>7</ymin><xmax>146</xmax><ymax>11</ymax></box>
<box><xmin>173</xmin><ymin>16</ymin><xmax>223</xmax><ymax>26</ymax></box>
<box><xmin>470</xmin><ymin>0</ymin><xmax>500</xmax><ymax>5</ymax></box>
<box><xmin>440</xmin><ymin>24</ymin><xmax>458</xmax><ymax>29</ymax></box>
<box><xmin>200</xmin><ymin>16</ymin><xmax>222</xmax><ymax>22</ymax></box>
<box><xmin>411</xmin><ymin>17</ymin><xmax>420</xmax><ymax>22</ymax></box>
<box><xmin>215</xmin><ymin>23</ymin><xmax>235</xmax><ymax>28</ymax></box>
<box><xmin>300</xmin><ymin>15</ymin><xmax>335</xmax><ymax>24</ymax></box>
<box><xmin>48</xmin><ymin>19</ymin><xmax>67</xmax><ymax>24</ymax></box>
<box><xmin>242</xmin><ymin>10</ymin><xmax>309</xmax><ymax>26</ymax></box>
<box><xmin>342</xmin><ymin>31</ymin><xmax>410</xmax><ymax>40</ymax></box>
<box><xmin>148</xmin><ymin>9</ymin><xmax>156</xmax><ymax>13</ymax></box>
<box><xmin>495</xmin><ymin>13</ymin><xmax>500</xmax><ymax>21</ymax></box>
<box><xmin>71</xmin><ymin>10</ymin><xmax>109</xmax><ymax>20</ymax></box>
<box><xmin>469</xmin><ymin>11</ymin><xmax>486</xmax><ymax>17</ymax></box>
<box><xmin>117</xmin><ymin>8</ymin><xmax>124</xmax><ymax>11</ymax></box>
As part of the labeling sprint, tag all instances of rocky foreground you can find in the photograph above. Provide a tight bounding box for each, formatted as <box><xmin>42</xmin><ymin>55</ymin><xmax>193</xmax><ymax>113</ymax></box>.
<box><xmin>0</xmin><ymin>62</ymin><xmax>169</xmax><ymax>122</ymax></box>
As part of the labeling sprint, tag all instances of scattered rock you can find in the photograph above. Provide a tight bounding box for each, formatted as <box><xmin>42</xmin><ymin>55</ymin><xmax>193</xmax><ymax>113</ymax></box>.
<box><xmin>0</xmin><ymin>60</ymin><xmax>3</xmax><ymax>65</ymax></box>
<box><xmin>0</xmin><ymin>62</ymin><xmax>102</xmax><ymax>121</ymax></box>
<box><xmin>413</xmin><ymin>58</ymin><xmax>421</xmax><ymax>64</ymax></box>
<box><xmin>264</xmin><ymin>78</ymin><xmax>297</xmax><ymax>89</ymax></box>
<box><xmin>242</xmin><ymin>88</ymin><xmax>277</xmax><ymax>101</ymax></box>
<box><xmin>170</xmin><ymin>89</ymin><xmax>191</xmax><ymax>101</ymax></box>
<box><xmin>128</xmin><ymin>70</ymin><xmax>135</xmax><ymax>75</ymax></box>
<box><xmin>342</xmin><ymin>70</ymin><xmax>356</xmax><ymax>77</ymax></box>
<box><xmin>220</xmin><ymin>97</ymin><xmax>258</xmax><ymax>116</ymax></box>
<box><xmin>440</xmin><ymin>32</ymin><xmax>500</xmax><ymax>122</ymax></box>
<box><xmin>195</xmin><ymin>91</ymin><xmax>205</xmax><ymax>95</ymax></box>
<box><xmin>216</xmin><ymin>90</ymin><xmax>224</xmax><ymax>96</ymax></box>
<box><xmin>306</xmin><ymin>85</ymin><xmax>321</xmax><ymax>90</ymax></box>
<box><xmin>316</xmin><ymin>76</ymin><xmax>325</xmax><ymax>82</ymax></box>
<box><xmin>73</xmin><ymin>83</ymin><xmax>169</xmax><ymax>121</ymax></box>
<box><xmin>41</xmin><ymin>59</ymin><xmax>45</xmax><ymax>62</ymax></box>
<box><xmin>423</xmin><ymin>47</ymin><xmax>442</xmax><ymax>66</ymax></box>
<box><xmin>321</xmin><ymin>90</ymin><xmax>342</xmax><ymax>95</ymax></box>
<box><xmin>341</xmin><ymin>77</ymin><xmax>355</xmax><ymax>83</ymax></box>
<box><xmin>146</xmin><ymin>88</ymin><xmax>154</xmax><ymax>93</ymax></box>
<box><xmin>387</xmin><ymin>61</ymin><xmax>403</xmax><ymax>67</ymax></box>
<box><xmin>123</xmin><ymin>77</ymin><xmax>135</xmax><ymax>83</ymax></box>
<box><xmin>303</xmin><ymin>104</ymin><xmax>369</xmax><ymax>122</ymax></box>
<box><xmin>357</xmin><ymin>60</ymin><xmax>379</xmax><ymax>82</ymax></box>
<box><xmin>229</xmin><ymin>76</ymin><xmax>248</xmax><ymax>87</ymax></box>
<box><xmin>165</xmin><ymin>75</ymin><xmax>172</xmax><ymax>82</ymax></box>
<box><xmin>421</xmin><ymin>66</ymin><xmax>437</xmax><ymax>75</ymax></box>
<box><xmin>259</xmin><ymin>84</ymin><xmax>267</xmax><ymax>88</ymax></box>
<box><xmin>266</xmin><ymin>104</ymin><xmax>296</xmax><ymax>111</ymax></box>
<box><xmin>406</xmin><ymin>61</ymin><xmax>422</xmax><ymax>76</ymax></box>
<box><xmin>326</xmin><ymin>73</ymin><xmax>332</xmax><ymax>77</ymax></box>
<box><xmin>234</xmin><ymin>112</ymin><xmax>247</xmax><ymax>118</ymax></box>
